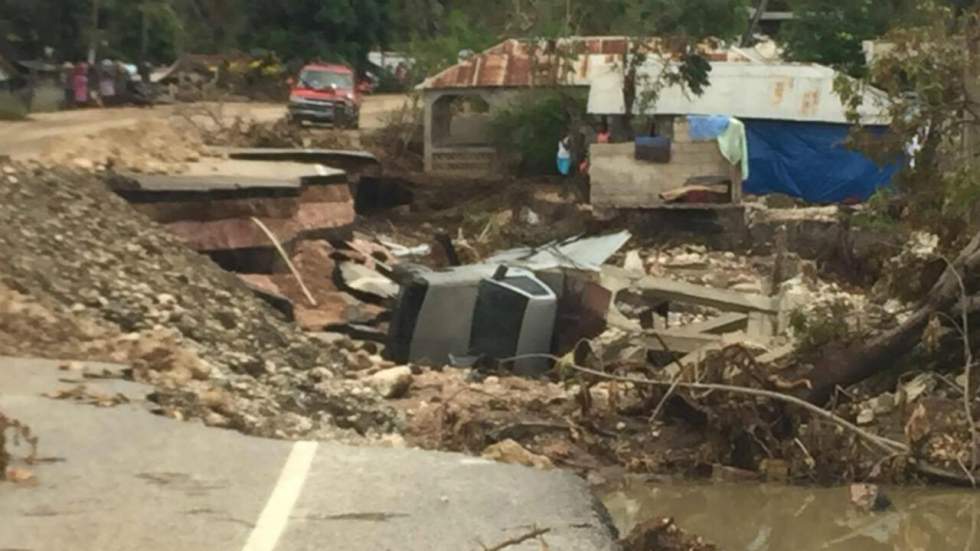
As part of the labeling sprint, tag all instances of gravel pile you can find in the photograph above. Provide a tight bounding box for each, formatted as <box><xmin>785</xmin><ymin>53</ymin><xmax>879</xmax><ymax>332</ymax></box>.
<box><xmin>0</xmin><ymin>161</ymin><xmax>399</xmax><ymax>440</ymax></box>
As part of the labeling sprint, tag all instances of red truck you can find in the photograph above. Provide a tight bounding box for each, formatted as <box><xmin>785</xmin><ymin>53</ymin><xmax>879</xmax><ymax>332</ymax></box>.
<box><xmin>286</xmin><ymin>63</ymin><xmax>364</xmax><ymax>128</ymax></box>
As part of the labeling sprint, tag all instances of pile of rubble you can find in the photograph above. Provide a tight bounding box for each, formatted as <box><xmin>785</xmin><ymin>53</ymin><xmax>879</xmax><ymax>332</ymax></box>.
<box><xmin>5</xmin><ymin>140</ymin><xmax>972</xmax><ymax>488</ymax></box>
<box><xmin>191</xmin><ymin>113</ymin><xmax>360</xmax><ymax>151</ymax></box>
<box><xmin>0</xmin><ymin>161</ymin><xmax>398</xmax><ymax>440</ymax></box>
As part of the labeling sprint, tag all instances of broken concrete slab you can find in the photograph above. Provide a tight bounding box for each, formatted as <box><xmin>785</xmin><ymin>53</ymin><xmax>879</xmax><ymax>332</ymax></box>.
<box><xmin>643</xmin><ymin>331</ymin><xmax>722</xmax><ymax>354</ymax></box>
<box><xmin>237</xmin><ymin>274</ymin><xmax>295</xmax><ymax>321</ymax></box>
<box><xmin>337</xmin><ymin>262</ymin><xmax>399</xmax><ymax>301</ymax></box>
<box><xmin>754</xmin><ymin>342</ymin><xmax>797</xmax><ymax>364</ymax></box>
<box><xmin>0</xmin><ymin>357</ymin><xmax>619</xmax><ymax>551</ymax></box>
<box><xmin>680</xmin><ymin>312</ymin><xmax>749</xmax><ymax>335</ymax></box>
<box><xmin>487</xmin><ymin>231</ymin><xmax>632</xmax><ymax>272</ymax></box>
<box><xmin>212</xmin><ymin>146</ymin><xmax>381</xmax><ymax>177</ymax></box>
<box><xmin>110</xmin><ymin>160</ymin><xmax>356</xmax><ymax>259</ymax></box>
<box><xmin>602</xmin><ymin>265</ymin><xmax>781</xmax><ymax>314</ymax></box>
<box><xmin>747</xmin><ymin>311</ymin><xmax>777</xmax><ymax>338</ymax></box>
<box><xmin>113</xmin><ymin>159</ymin><xmax>346</xmax><ymax>195</ymax></box>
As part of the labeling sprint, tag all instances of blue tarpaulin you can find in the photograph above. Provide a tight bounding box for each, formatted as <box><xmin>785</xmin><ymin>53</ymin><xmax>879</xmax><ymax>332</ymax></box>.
<box><xmin>687</xmin><ymin>115</ymin><xmax>731</xmax><ymax>141</ymax></box>
<box><xmin>742</xmin><ymin>120</ymin><xmax>900</xmax><ymax>203</ymax></box>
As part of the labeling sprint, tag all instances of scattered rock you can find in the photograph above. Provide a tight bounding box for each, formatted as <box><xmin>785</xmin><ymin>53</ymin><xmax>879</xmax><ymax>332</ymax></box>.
<box><xmin>905</xmin><ymin>402</ymin><xmax>931</xmax><ymax>444</ymax></box>
<box><xmin>731</xmin><ymin>281</ymin><xmax>764</xmax><ymax>294</ymax></box>
<box><xmin>338</xmin><ymin>262</ymin><xmax>399</xmax><ymax>300</ymax></box>
<box><xmin>664</xmin><ymin>252</ymin><xmax>708</xmax><ymax>269</ymax></box>
<box><xmin>871</xmin><ymin>393</ymin><xmax>897</xmax><ymax>415</ymax></box>
<box><xmin>72</xmin><ymin>158</ymin><xmax>95</xmax><ymax>170</ymax></box>
<box><xmin>4</xmin><ymin>467</ymin><xmax>35</xmax><ymax>483</ymax></box>
<box><xmin>760</xmin><ymin>458</ymin><xmax>789</xmax><ymax>482</ymax></box>
<box><xmin>0</xmin><ymin>164</ymin><xmax>398</xmax><ymax>439</ymax></box>
<box><xmin>367</xmin><ymin>366</ymin><xmax>413</xmax><ymax>399</ymax></box>
<box><xmin>621</xmin><ymin>517</ymin><xmax>717</xmax><ymax>551</ymax></box>
<box><xmin>481</xmin><ymin>439</ymin><xmax>554</xmax><ymax>470</ymax></box>
<box><xmin>901</xmin><ymin>373</ymin><xmax>936</xmax><ymax>404</ymax></box>
<box><xmin>623</xmin><ymin>250</ymin><xmax>644</xmax><ymax>273</ymax></box>
<box><xmin>711</xmin><ymin>464</ymin><xmax>760</xmax><ymax>482</ymax></box>
<box><xmin>849</xmin><ymin>483</ymin><xmax>892</xmax><ymax>512</ymax></box>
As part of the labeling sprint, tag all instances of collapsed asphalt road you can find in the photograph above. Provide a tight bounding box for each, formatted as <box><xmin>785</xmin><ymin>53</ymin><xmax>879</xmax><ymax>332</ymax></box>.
<box><xmin>0</xmin><ymin>358</ymin><xmax>619</xmax><ymax>551</ymax></box>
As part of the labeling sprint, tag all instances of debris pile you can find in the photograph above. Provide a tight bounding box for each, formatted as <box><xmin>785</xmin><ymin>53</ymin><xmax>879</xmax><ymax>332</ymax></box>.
<box><xmin>0</xmin><ymin>161</ymin><xmax>398</xmax><ymax>439</ymax></box>
<box><xmin>7</xmin><ymin>118</ymin><xmax>979</xmax><ymax>491</ymax></box>
<box><xmin>620</xmin><ymin>517</ymin><xmax>717</xmax><ymax>551</ymax></box>
<box><xmin>189</xmin><ymin>112</ymin><xmax>360</xmax><ymax>151</ymax></box>
<box><xmin>360</xmin><ymin>218</ymin><xmax>980</xmax><ymax>487</ymax></box>
<box><xmin>39</xmin><ymin>118</ymin><xmax>208</xmax><ymax>175</ymax></box>
<box><xmin>0</xmin><ymin>409</ymin><xmax>37</xmax><ymax>483</ymax></box>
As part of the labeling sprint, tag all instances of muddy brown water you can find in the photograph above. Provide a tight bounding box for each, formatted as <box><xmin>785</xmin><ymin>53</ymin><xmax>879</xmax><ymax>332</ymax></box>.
<box><xmin>603</xmin><ymin>480</ymin><xmax>980</xmax><ymax>550</ymax></box>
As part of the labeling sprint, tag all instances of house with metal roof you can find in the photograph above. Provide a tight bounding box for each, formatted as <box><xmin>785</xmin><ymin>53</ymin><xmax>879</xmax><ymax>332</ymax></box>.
<box><xmin>586</xmin><ymin>61</ymin><xmax>899</xmax><ymax>205</ymax></box>
<box><xmin>416</xmin><ymin>36</ymin><xmax>766</xmax><ymax>176</ymax></box>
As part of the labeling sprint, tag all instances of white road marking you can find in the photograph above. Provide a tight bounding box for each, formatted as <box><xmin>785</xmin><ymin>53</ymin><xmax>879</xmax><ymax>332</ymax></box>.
<box><xmin>242</xmin><ymin>441</ymin><xmax>318</xmax><ymax>551</ymax></box>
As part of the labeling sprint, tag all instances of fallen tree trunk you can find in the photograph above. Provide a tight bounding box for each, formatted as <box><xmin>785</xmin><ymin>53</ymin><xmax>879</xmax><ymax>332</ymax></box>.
<box><xmin>802</xmin><ymin>231</ymin><xmax>980</xmax><ymax>404</ymax></box>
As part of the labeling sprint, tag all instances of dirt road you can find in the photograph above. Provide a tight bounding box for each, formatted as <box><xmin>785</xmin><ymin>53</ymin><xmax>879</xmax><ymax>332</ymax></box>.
<box><xmin>0</xmin><ymin>94</ymin><xmax>409</xmax><ymax>159</ymax></box>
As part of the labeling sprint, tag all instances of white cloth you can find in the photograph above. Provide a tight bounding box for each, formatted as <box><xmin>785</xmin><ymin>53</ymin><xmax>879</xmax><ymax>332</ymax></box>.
<box><xmin>557</xmin><ymin>139</ymin><xmax>570</xmax><ymax>159</ymax></box>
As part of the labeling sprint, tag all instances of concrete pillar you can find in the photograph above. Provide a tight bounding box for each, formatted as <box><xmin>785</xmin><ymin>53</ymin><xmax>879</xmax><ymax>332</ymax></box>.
<box><xmin>432</xmin><ymin>96</ymin><xmax>452</xmax><ymax>142</ymax></box>
<box><xmin>424</xmin><ymin>92</ymin><xmax>435</xmax><ymax>173</ymax></box>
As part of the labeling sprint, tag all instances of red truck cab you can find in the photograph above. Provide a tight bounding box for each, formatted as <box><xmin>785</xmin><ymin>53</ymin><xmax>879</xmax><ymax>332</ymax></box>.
<box><xmin>287</xmin><ymin>63</ymin><xmax>362</xmax><ymax>128</ymax></box>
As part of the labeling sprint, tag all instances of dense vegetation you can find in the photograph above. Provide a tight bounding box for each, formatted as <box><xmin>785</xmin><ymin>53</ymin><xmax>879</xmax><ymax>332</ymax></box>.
<box><xmin>2</xmin><ymin>0</ymin><xmax>979</xmax><ymax>78</ymax></box>
<box><xmin>0</xmin><ymin>0</ymin><xmax>750</xmax><ymax>72</ymax></box>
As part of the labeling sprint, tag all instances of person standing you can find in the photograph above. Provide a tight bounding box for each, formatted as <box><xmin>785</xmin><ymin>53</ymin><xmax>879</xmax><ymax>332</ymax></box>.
<box><xmin>556</xmin><ymin>133</ymin><xmax>572</xmax><ymax>176</ymax></box>
<box><xmin>72</xmin><ymin>62</ymin><xmax>89</xmax><ymax>106</ymax></box>
<box><xmin>596</xmin><ymin>119</ymin><xmax>611</xmax><ymax>143</ymax></box>
<box><xmin>61</xmin><ymin>62</ymin><xmax>75</xmax><ymax>109</ymax></box>
<box><xmin>138</xmin><ymin>61</ymin><xmax>152</xmax><ymax>84</ymax></box>
<box><xmin>99</xmin><ymin>59</ymin><xmax>116</xmax><ymax>106</ymax></box>
<box><xmin>114</xmin><ymin>61</ymin><xmax>131</xmax><ymax>105</ymax></box>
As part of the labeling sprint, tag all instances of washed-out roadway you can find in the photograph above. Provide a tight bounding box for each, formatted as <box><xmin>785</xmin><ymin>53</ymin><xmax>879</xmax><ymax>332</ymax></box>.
<box><xmin>0</xmin><ymin>357</ymin><xmax>618</xmax><ymax>551</ymax></box>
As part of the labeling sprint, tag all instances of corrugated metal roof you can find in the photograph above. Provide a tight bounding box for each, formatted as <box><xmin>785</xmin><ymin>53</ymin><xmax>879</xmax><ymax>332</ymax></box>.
<box><xmin>417</xmin><ymin>36</ymin><xmax>754</xmax><ymax>91</ymax></box>
<box><xmin>587</xmin><ymin>61</ymin><xmax>890</xmax><ymax>125</ymax></box>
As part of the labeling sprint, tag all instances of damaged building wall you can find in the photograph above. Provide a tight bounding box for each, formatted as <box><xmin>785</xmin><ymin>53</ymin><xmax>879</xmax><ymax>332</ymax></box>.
<box><xmin>590</xmin><ymin>119</ymin><xmax>741</xmax><ymax>208</ymax></box>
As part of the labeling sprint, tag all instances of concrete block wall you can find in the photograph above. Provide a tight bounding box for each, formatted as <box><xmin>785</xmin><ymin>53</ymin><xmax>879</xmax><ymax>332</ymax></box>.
<box><xmin>429</xmin><ymin>146</ymin><xmax>498</xmax><ymax>177</ymax></box>
<box><xmin>590</xmin><ymin>119</ymin><xmax>735</xmax><ymax>209</ymax></box>
<box><xmin>423</xmin><ymin>88</ymin><xmax>521</xmax><ymax>174</ymax></box>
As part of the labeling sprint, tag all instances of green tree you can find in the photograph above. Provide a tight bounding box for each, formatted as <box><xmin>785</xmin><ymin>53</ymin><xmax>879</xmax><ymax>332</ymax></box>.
<box><xmin>610</xmin><ymin>0</ymin><xmax>750</xmax><ymax>132</ymax></box>
<box><xmin>240</xmin><ymin>0</ymin><xmax>391</xmax><ymax>71</ymax></box>
<box><xmin>780</xmin><ymin>0</ymin><xmax>923</xmax><ymax>76</ymax></box>
<box><xmin>403</xmin><ymin>9</ymin><xmax>495</xmax><ymax>81</ymax></box>
<box><xmin>0</xmin><ymin>0</ymin><xmax>91</xmax><ymax>60</ymax></box>
<box><xmin>835</xmin><ymin>4</ymin><xmax>980</xmax><ymax>240</ymax></box>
